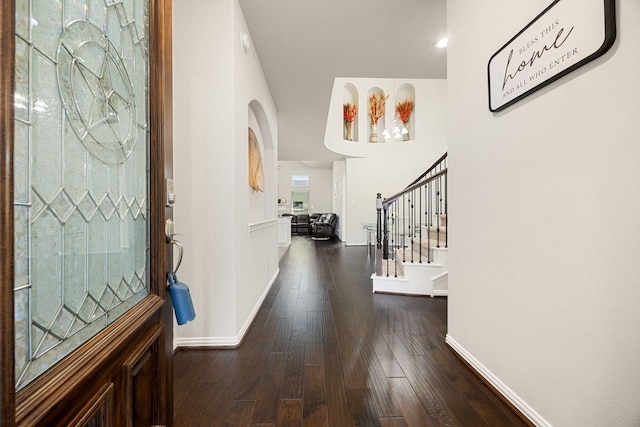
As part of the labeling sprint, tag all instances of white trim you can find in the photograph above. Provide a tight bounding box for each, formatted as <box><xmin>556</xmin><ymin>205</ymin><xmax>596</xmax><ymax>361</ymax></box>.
<box><xmin>173</xmin><ymin>336</ymin><xmax>239</xmax><ymax>348</ymax></box>
<box><xmin>174</xmin><ymin>268</ymin><xmax>280</xmax><ymax>349</ymax></box>
<box><xmin>248</xmin><ymin>219</ymin><xmax>277</xmax><ymax>233</ymax></box>
<box><xmin>371</xmin><ymin>274</ymin><xmax>417</xmax><ymax>295</ymax></box>
<box><xmin>431</xmin><ymin>270</ymin><xmax>448</xmax><ymax>297</ymax></box>
<box><xmin>236</xmin><ymin>268</ymin><xmax>279</xmax><ymax>342</ymax></box>
<box><xmin>445</xmin><ymin>335</ymin><xmax>550</xmax><ymax>427</ymax></box>
<box><xmin>431</xmin><ymin>271</ymin><xmax>448</xmax><ymax>281</ymax></box>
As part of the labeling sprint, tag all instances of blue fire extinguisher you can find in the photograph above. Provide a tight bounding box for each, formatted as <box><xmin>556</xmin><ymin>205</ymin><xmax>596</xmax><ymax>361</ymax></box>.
<box><xmin>167</xmin><ymin>239</ymin><xmax>196</xmax><ymax>325</ymax></box>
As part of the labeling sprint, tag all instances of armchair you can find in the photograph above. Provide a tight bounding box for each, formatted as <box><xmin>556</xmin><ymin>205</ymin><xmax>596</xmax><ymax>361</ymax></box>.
<box><xmin>312</xmin><ymin>213</ymin><xmax>338</xmax><ymax>240</ymax></box>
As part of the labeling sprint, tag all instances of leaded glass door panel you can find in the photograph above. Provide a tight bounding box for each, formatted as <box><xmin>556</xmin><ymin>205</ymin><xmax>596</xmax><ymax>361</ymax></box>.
<box><xmin>1</xmin><ymin>0</ymin><xmax>174</xmax><ymax>425</ymax></box>
<box><xmin>15</xmin><ymin>0</ymin><xmax>152</xmax><ymax>390</ymax></box>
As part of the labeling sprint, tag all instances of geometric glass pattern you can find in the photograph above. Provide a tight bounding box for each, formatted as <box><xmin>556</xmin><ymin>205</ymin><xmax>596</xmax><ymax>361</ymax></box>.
<box><xmin>14</xmin><ymin>0</ymin><xmax>150</xmax><ymax>390</ymax></box>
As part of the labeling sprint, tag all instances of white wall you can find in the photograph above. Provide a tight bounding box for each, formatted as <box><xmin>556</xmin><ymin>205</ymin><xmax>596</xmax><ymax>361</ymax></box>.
<box><xmin>447</xmin><ymin>1</ymin><xmax>640</xmax><ymax>426</ymax></box>
<box><xmin>332</xmin><ymin>160</ymin><xmax>346</xmax><ymax>240</ymax></box>
<box><xmin>340</xmin><ymin>79</ymin><xmax>447</xmax><ymax>245</ymax></box>
<box><xmin>247</xmin><ymin>107</ymin><xmax>266</xmax><ymax>224</ymax></box>
<box><xmin>277</xmin><ymin>161</ymin><xmax>333</xmax><ymax>214</ymax></box>
<box><xmin>233</xmin><ymin>0</ymin><xmax>279</xmax><ymax>339</ymax></box>
<box><xmin>173</xmin><ymin>0</ymin><xmax>279</xmax><ymax>346</ymax></box>
<box><xmin>325</xmin><ymin>78</ymin><xmax>447</xmax><ymax>159</ymax></box>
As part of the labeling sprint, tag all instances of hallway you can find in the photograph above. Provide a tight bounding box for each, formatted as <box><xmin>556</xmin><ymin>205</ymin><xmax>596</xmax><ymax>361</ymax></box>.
<box><xmin>173</xmin><ymin>236</ymin><xmax>527</xmax><ymax>426</ymax></box>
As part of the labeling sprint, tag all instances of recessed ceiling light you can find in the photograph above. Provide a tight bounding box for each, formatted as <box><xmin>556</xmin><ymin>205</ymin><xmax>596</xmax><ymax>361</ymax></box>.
<box><xmin>434</xmin><ymin>37</ymin><xmax>448</xmax><ymax>49</ymax></box>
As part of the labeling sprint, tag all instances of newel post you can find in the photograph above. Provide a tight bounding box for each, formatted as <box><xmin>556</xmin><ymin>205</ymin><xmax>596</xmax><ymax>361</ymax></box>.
<box><xmin>375</xmin><ymin>193</ymin><xmax>383</xmax><ymax>276</ymax></box>
<box><xmin>376</xmin><ymin>194</ymin><xmax>383</xmax><ymax>249</ymax></box>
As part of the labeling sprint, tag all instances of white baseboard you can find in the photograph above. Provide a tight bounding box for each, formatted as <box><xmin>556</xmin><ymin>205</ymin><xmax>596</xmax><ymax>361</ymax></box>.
<box><xmin>431</xmin><ymin>271</ymin><xmax>448</xmax><ymax>297</ymax></box>
<box><xmin>371</xmin><ymin>273</ymin><xmax>431</xmax><ymax>296</ymax></box>
<box><xmin>445</xmin><ymin>335</ymin><xmax>550</xmax><ymax>427</ymax></box>
<box><xmin>173</xmin><ymin>336</ymin><xmax>240</xmax><ymax>348</ymax></box>
<box><xmin>173</xmin><ymin>268</ymin><xmax>280</xmax><ymax>349</ymax></box>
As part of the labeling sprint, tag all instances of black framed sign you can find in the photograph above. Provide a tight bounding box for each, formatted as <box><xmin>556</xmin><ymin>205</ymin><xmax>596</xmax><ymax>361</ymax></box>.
<box><xmin>488</xmin><ymin>0</ymin><xmax>616</xmax><ymax>112</ymax></box>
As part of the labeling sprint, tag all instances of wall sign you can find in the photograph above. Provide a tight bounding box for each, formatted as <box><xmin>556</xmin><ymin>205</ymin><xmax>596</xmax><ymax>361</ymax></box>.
<box><xmin>488</xmin><ymin>0</ymin><xmax>616</xmax><ymax>112</ymax></box>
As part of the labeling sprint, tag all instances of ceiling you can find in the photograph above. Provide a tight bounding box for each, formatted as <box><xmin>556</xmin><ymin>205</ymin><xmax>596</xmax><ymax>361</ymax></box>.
<box><xmin>238</xmin><ymin>0</ymin><xmax>448</xmax><ymax>163</ymax></box>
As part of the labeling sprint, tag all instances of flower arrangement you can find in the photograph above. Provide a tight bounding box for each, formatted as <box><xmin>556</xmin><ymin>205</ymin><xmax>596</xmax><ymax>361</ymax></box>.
<box><xmin>368</xmin><ymin>92</ymin><xmax>389</xmax><ymax>125</ymax></box>
<box><xmin>396</xmin><ymin>99</ymin><xmax>415</xmax><ymax>124</ymax></box>
<box><xmin>343</xmin><ymin>103</ymin><xmax>357</xmax><ymax>122</ymax></box>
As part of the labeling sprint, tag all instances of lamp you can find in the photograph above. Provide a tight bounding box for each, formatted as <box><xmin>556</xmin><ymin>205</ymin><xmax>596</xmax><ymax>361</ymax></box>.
<box><xmin>382</xmin><ymin>119</ymin><xmax>409</xmax><ymax>142</ymax></box>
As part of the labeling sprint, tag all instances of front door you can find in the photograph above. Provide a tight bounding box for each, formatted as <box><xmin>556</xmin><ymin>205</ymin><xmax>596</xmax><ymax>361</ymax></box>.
<box><xmin>1</xmin><ymin>0</ymin><xmax>174</xmax><ymax>425</ymax></box>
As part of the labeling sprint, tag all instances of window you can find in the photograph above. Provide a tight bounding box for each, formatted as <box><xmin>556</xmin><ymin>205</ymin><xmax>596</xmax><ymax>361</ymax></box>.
<box><xmin>291</xmin><ymin>190</ymin><xmax>309</xmax><ymax>213</ymax></box>
<box><xmin>292</xmin><ymin>175</ymin><xmax>309</xmax><ymax>186</ymax></box>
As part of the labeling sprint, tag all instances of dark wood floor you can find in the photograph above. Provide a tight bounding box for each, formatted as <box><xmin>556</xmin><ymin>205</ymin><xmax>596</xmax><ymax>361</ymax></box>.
<box><xmin>174</xmin><ymin>236</ymin><xmax>528</xmax><ymax>426</ymax></box>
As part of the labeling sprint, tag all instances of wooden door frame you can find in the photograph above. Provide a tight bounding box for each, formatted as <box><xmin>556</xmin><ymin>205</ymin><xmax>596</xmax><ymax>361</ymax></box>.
<box><xmin>1</xmin><ymin>1</ymin><xmax>17</xmax><ymax>425</ymax></box>
<box><xmin>153</xmin><ymin>0</ymin><xmax>175</xmax><ymax>424</ymax></box>
<box><xmin>0</xmin><ymin>1</ymin><xmax>174</xmax><ymax>425</ymax></box>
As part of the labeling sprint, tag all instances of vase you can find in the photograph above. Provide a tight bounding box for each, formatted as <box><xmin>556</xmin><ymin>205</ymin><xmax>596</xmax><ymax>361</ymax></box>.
<box><xmin>370</xmin><ymin>123</ymin><xmax>378</xmax><ymax>143</ymax></box>
<box><xmin>345</xmin><ymin>121</ymin><xmax>352</xmax><ymax>141</ymax></box>
<box><xmin>403</xmin><ymin>121</ymin><xmax>410</xmax><ymax>141</ymax></box>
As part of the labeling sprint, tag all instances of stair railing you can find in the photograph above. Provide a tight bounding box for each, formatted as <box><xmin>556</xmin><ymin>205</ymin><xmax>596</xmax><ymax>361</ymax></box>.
<box><xmin>404</xmin><ymin>152</ymin><xmax>448</xmax><ymax>189</ymax></box>
<box><xmin>375</xmin><ymin>153</ymin><xmax>447</xmax><ymax>277</ymax></box>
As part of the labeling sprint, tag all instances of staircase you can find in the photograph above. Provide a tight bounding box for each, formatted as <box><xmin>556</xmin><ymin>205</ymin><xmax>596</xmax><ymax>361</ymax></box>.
<box><xmin>372</xmin><ymin>153</ymin><xmax>448</xmax><ymax>297</ymax></box>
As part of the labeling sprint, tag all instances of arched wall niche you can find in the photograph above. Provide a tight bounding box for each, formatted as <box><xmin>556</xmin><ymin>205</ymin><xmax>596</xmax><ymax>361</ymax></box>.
<box><xmin>367</xmin><ymin>87</ymin><xmax>386</xmax><ymax>143</ymax></box>
<box><xmin>395</xmin><ymin>83</ymin><xmax>415</xmax><ymax>141</ymax></box>
<box><xmin>248</xmin><ymin>100</ymin><xmax>276</xmax><ymax>222</ymax></box>
<box><xmin>343</xmin><ymin>83</ymin><xmax>358</xmax><ymax>142</ymax></box>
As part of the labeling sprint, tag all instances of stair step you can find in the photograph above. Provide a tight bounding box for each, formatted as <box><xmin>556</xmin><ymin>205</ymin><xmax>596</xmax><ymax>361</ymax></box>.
<box><xmin>431</xmin><ymin>271</ymin><xmax>448</xmax><ymax>297</ymax></box>
<box><xmin>389</xmin><ymin>245</ymin><xmax>447</xmax><ymax>265</ymax></box>
<box><xmin>374</xmin><ymin>242</ymin><xmax>447</xmax><ymax>296</ymax></box>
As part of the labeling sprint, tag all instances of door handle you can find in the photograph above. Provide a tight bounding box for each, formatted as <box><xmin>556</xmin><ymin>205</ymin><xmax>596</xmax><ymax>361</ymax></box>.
<box><xmin>165</xmin><ymin>219</ymin><xmax>183</xmax><ymax>274</ymax></box>
<box><xmin>164</xmin><ymin>219</ymin><xmax>194</xmax><ymax>324</ymax></box>
<box><xmin>169</xmin><ymin>239</ymin><xmax>183</xmax><ymax>274</ymax></box>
